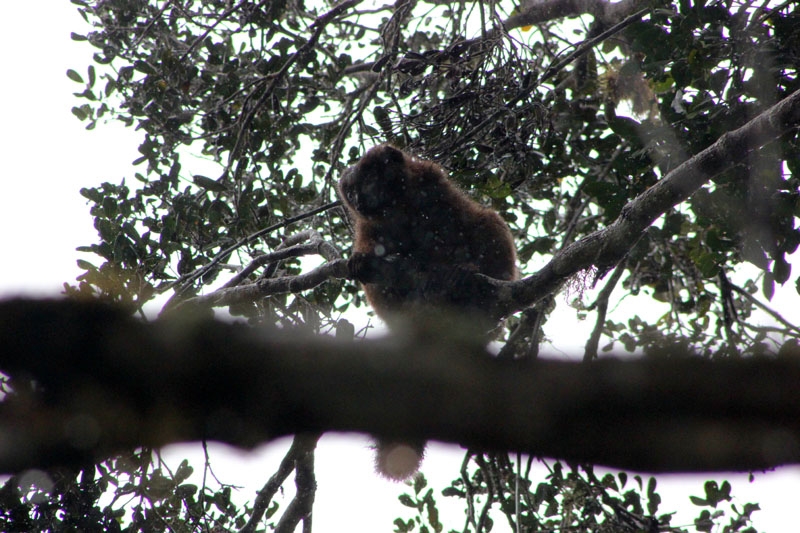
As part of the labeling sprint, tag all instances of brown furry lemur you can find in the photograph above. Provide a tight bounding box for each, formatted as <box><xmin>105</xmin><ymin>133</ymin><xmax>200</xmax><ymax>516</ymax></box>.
<box><xmin>338</xmin><ymin>144</ymin><xmax>518</xmax><ymax>481</ymax></box>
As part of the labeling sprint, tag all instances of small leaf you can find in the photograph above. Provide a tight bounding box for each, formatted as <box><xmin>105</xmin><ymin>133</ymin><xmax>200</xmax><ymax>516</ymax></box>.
<box><xmin>76</xmin><ymin>259</ymin><xmax>96</xmax><ymax>271</ymax></box>
<box><xmin>133</xmin><ymin>60</ymin><xmax>156</xmax><ymax>75</ymax></box>
<box><xmin>647</xmin><ymin>477</ymin><xmax>657</xmax><ymax>495</ymax></box>
<box><xmin>398</xmin><ymin>494</ymin><xmax>416</xmax><ymax>508</ymax></box>
<box><xmin>762</xmin><ymin>272</ymin><xmax>775</xmax><ymax>301</ymax></box>
<box><xmin>70</xmin><ymin>32</ymin><xmax>87</xmax><ymax>41</ymax></box>
<box><xmin>743</xmin><ymin>502</ymin><xmax>761</xmax><ymax>515</ymax></box>
<box><xmin>647</xmin><ymin>477</ymin><xmax>661</xmax><ymax>515</ymax></box>
<box><xmin>413</xmin><ymin>472</ymin><xmax>427</xmax><ymax>494</ymax></box>
<box><xmin>71</xmin><ymin>106</ymin><xmax>88</xmax><ymax>120</ymax></box>
<box><xmin>105</xmin><ymin>78</ymin><xmax>117</xmax><ymax>97</ymax></box>
<box><xmin>66</xmin><ymin>69</ymin><xmax>84</xmax><ymax>83</ymax></box>
<box><xmin>193</xmin><ymin>175</ymin><xmax>227</xmax><ymax>192</ymax></box>
<box><xmin>694</xmin><ymin>251</ymin><xmax>719</xmax><ymax>278</ymax></box>
<box><xmin>694</xmin><ymin>509</ymin><xmax>714</xmax><ymax>532</ymax></box>
<box><xmin>79</xmin><ymin>187</ymin><xmax>102</xmax><ymax>202</ymax></box>
<box><xmin>175</xmin><ymin>484</ymin><xmax>197</xmax><ymax>498</ymax></box>
<box><xmin>690</xmin><ymin>495</ymin><xmax>708</xmax><ymax>506</ymax></box>
<box><xmin>393</xmin><ymin>518</ymin><xmax>411</xmax><ymax>533</ymax></box>
<box><xmin>718</xmin><ymin>480</ymin><xmax>732</xmax><ymax>501</ymax></box>
<box><xmin>773</xmin><ymin>256</ymin><xmax>791</xmax><ymax>284</ymax></box>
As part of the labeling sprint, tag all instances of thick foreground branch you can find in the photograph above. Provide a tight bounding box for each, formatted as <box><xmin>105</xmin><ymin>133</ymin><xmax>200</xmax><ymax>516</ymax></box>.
<box><xmin>1</xmin><ymin>298</ymin><xmax>799</xmax><ymax>475</ymax></box>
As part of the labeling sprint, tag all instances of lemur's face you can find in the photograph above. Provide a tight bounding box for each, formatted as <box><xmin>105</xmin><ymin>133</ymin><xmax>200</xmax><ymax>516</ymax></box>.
<box><xmin>338</xmin><ymin>145</ymin><xmax>408</xmax><ymax>218</ymax></box>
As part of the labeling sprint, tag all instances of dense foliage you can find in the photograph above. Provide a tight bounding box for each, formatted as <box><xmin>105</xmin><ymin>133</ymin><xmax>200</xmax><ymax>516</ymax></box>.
<box><xmin>2</xmin><ymin>0</ymin><xmax>798</xmax><ymax>530</ymax></box>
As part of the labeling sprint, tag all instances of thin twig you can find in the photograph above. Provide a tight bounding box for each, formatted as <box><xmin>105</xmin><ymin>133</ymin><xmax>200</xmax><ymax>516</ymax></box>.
<box><xmin>536</xmin><ymin>8</ymin><xmax>649</xmax><ymax>87</ymax></box>
<box><xmin>222</xmin><ymin>0</ymin><xmax>363</xmax><ymax>181</ymax></box>
<box><xmin>164</xmin><ymin>201</ymin><xmax>342</xmax><ymax>305</ymax></box>
<box><xmin>731</xmin><ymin>283</ymin><xmax>800</xmax><ymax>335</ymax></box>
<box><xmin>584</xmin><ymin>260</ymin><xmax>627</xmax><ymax>361</ymax></box>
<box><xmin>175</xmin><ymin>259</ymin><xmax>349</xmax><ymax>310</ymax></box>
<box><xmin>452</xmin><ymin>8</ymin><xmax>649</xmax><ymax>153</ymax></box>
<box><xmin>179</xmin><ymin>0</ymin><xmax>260</xmax><ymax>63</ymax></box>
<box><xmin>460</xmin><ymin>451</ymin><xmax>478</xmax><ymax>533</ymax></box>
<box><xmin>221</xmin><ymin>230</ymin><xmax>341</xmax><ymax>289</ymax></box>
<box><xmin>131</xmin><ymin>0</ymin><xmax>172</xmax><ymax>50</ymax></box>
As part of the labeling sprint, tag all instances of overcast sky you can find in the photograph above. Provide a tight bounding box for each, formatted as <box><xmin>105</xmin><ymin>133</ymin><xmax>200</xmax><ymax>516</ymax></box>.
<box><xmin>1</xmin><ymin>3</ymin><xmax>799</xmax><ymax>531</ymax></box>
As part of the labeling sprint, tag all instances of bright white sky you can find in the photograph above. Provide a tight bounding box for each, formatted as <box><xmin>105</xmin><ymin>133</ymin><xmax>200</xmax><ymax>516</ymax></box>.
<box><xmin>1</xmin><ymin>2</ymin><xmax>799</xmax><ymax>531</ymax></box>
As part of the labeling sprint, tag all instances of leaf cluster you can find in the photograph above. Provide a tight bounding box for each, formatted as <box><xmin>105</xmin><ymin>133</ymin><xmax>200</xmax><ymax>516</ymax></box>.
<box><xmin>395</xmin><ymin>459</ymin><xmax>761</xmax><ymax>533</ymax></box>
<box><xmin>0</xmin><ymin>452</ymin><xmax>251</xmax><ymax>532</ymax></box>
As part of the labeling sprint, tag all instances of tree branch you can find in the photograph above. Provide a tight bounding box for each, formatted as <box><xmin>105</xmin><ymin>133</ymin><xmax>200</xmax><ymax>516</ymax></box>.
<box><xmin>503</xmin><ymin>0</ymin><xmax>648</xmax><ymax>32</ymax></box>
<box><xmin>239</xmin><ymin>434</ymin><xmax>320</xmax><ymax>533</ymax></box>
<box><xmin>177</xmin><ymin>259</ymin><xmax>349</xmax><ymax>309</ymax></box>
<box><xmin>584</xmin><ymin>260</ymin><xmax>626</xmax><ymax>362</ymax></box>
<box><xmin>274</xmin><ymin>436</ymin><xmax>317</xmax><ymax>533</ymax></box>
<box><xmin>495</xmin><ymin>88</ymin><xmax>800</xmax><ymax>314</ymax></box>
<box><xmin>2</xmin><ymin>298</ymin><xmax>800</xmax><ymax>476</ymax></box>
<box><xmin>730</xmin><ymin>283</ymin><xmax>800</xmax><ymax>336</ymax></box>
<box><xmin>163</xmin><ymin>201</ymin><xmax>342</xmax><ymax>305</ymax></box>
<box><xmin>174</xmin><ymin>230</ymin><xmax>344</xmax><ymax>311</ymax></box>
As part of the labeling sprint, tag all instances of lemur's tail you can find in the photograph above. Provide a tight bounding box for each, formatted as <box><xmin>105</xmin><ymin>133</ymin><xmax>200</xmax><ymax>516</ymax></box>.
<box><xmin>374</xmin><ymin>439</ymin><xmax>426</xmax><ymax>481</ymax></box>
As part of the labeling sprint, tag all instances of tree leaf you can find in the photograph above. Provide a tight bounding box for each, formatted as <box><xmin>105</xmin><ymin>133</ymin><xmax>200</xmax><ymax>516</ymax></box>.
<box><xmin>66</xmin><ymin>69</ymin><xmax>84</xmax><ymax>83</ymax></box>
<box><xmin>193</xmin><ymin>175</ymin><xmax>227</xmax><ymax>192</ymax></box>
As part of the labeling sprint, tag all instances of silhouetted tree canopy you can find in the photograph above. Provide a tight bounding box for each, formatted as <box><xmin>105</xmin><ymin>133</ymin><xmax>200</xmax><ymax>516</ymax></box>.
<box><xmin>1</xmin><ymin>0</ymin><xmax>799</xmax><ymax>530</ymax></box>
